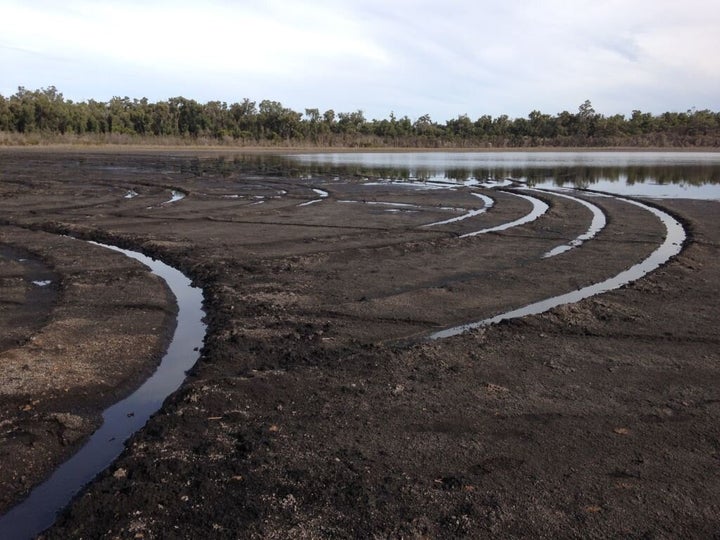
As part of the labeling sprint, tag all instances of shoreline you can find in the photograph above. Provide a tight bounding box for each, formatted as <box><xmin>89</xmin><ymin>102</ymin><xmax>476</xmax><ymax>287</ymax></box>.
<box><xmin>1</xmin><ymin>143</ymin><xmax>720</xmax><ymax>154</ymax></box>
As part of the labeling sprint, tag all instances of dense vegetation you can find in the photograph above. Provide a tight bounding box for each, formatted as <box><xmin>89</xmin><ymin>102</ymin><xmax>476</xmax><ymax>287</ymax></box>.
<box><xmin>1</xmin><ymin>86</ymin><xmax>719</xmax><ymax>147</ymax></box>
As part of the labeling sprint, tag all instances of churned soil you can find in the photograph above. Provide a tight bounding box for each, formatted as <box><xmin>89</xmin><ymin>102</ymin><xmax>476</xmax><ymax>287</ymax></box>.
<box><xmin>0</xmin><ymin>148</ymin><xmax>718</xmax><ymax>538</ymax></box>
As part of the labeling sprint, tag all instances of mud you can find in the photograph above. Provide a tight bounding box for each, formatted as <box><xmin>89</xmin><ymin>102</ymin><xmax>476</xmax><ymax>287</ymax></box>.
<box><xmin>0</xmin><ymin>148</ymin><xmax>718</xmax><ymax>538</ymax></box>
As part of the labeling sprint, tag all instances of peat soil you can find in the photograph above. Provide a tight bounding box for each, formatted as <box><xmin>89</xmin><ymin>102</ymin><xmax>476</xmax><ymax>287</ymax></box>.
<box><xmin>0</xmin><ymin>149</ymin><xmax>718</xmax><ymax>538</ymax></box>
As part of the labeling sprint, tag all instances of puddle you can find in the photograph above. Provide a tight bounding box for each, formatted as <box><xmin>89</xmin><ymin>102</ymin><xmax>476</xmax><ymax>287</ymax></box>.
<box><xmin>368</xmin><ymin>201</ymin><xmax>420</xmax><ymax>208</ymax></box>
<box><xmin>0</xmin><ymin>242</ymin><xmax>206</xmax><ymax>540</ymax></box>
<box><xmin>0</xmin><ymin>247</ymin><xmax>57</xmax><ymax>341</ymax></box>
<box><xmin>298</xmin><ymin>199</ymin><xmax>322</xmax><ymax>207</ymax></box>
<box><xmin>460</xmin><ymin>191</ymin><xmax>548</xmax><ymax>237</ymax></box>
<box><xmin>479</xmin><ymin>178</ymin><xmax>514</xmax><ymax>188</ymax></box>
<box><xmin>531</xmin><ymin>189</ymin><xmax>607</xmax><ymax>258</ymax></box>
<box><xmin>297</xmin><ymin>188</ymin><xmax>329</xmax><ymax>207</ymax></box>
<box><xmin>424</xmin><ymin>193</ymin><xmax>495</xmax><ymax>227</ymax></box>
<box><xmin>164</xmin><ymin>190</ymin><xmax>185</xmax><ymax>204</ymax></box>
<box><xmin>338</xmin><ymin>199</ymin><xmax>488</xmax><ymax>221</ymax></box>
<box><xmin>146</xmin><ymin>190</ymin><xmax>186</xmax><ymax>209</ymax></box>
<box><xmin>429</xmin><ymin>194</ymin><xmax>685</xmax><ymax>339</ymax></box>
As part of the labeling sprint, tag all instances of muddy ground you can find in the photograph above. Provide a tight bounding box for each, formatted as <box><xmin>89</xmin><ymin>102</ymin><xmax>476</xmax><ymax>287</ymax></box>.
<box><xmin>0</xmin><ymin>148</ymin><xmax>718</xmax><ymax>538</ymax></box>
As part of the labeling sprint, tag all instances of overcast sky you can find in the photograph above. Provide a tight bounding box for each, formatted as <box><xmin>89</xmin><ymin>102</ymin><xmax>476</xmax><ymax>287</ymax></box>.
<box><xmin>2</xmin><ymin>0</ymin><xmax>719</xmax><ymax>121</ymax></box>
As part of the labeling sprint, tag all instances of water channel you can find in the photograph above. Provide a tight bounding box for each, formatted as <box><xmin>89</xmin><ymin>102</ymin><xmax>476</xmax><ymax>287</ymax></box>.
<box><xmin>0</xmin><ymin>242</ymin><xmax>206</xmax><ymax>540</ymax></box>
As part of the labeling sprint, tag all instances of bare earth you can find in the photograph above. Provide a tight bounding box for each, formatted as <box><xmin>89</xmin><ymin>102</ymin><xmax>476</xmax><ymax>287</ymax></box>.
<box><xmin>0</xmin><ymin>149</ymin><xmax>718</xmax><ymax>538</ymax></box>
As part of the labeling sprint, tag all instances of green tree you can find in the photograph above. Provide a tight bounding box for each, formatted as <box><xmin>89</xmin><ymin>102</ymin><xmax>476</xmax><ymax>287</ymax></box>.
<box><xmin>129</xmin><ymin>98</ymin><xmax>151</xmax><ymax>135</ymax></box>
<box><xmin>0</xmin><ymin>94</ymin><xmax>11</xmax><ymax>131</ymax></box>
<box><xmin>304</xmin><ymin>108</ymin><xmax>321</xmax><ymax>142</ymax></box>
<box><xmin>229</xmin><ymin>99</ymin><xmax>258</xmax><ymax>140</ymax></box>
<box><xmin>108</xmin><ymin>96</ymin><xmax>134</xmax><ymax>134</ymax></box>
<box><xmin>576</xmin><ymin>99</ymin><xmax>599</xmax><ymax>139</ymax></box>
<box><xmin>177</xmin><ymin>98</ymin><xmax>204</xmax><ymax>136</ymax></box>
<box><xmin>9</xmin><ymin>87</ymin><xmax>37</xmax><ymax>132</ymax></box>
<box><xmin>629</xmin><ymin>110</ymin><xmax>654</xmax><ymax>135</ymax></box>
<box><xmin>204</xmin><ymin>100</ymin><xmax>229</xmax><ymax>138</ymax></box>
<box><xmin>527</xmin><ymin>110</ymin><xmax>554</xmax><ymax>139</ymax></box>
<box><xmin>1</xmin><ymin>85</ymin><xmax>719</xmax><ymax>147</ymax></box>
<box><xmin>473</xmin><ymin>115</ymin><xmax>493</xmax><ymax>139</ymax></box>
<box><xmin>258</xmin><ymin>100</ymin><xmax>302</xmax><ymax>141</ymax></box>
<box><xmin>446</xmin><ymin>114</ymin><xmax>474</xmax><ymax>139</ymax></box>
<box><xmin>337</xmin><ymin>110</ymin><xmax>366</xmax><ymax>135</ymax></box>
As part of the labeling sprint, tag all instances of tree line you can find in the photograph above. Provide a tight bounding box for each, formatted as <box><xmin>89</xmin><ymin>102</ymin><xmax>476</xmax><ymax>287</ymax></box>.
<box><xmin>1</xmin><ymin>86</ymin><xmax>719</xmax><ymax>147</ymax></box>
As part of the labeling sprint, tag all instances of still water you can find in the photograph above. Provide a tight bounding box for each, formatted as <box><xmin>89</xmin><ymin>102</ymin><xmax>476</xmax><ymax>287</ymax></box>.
<box><xmin>285</xmin><ymin>151</ymin><xmax>720</xmax><ymax>199</ymax></box>
<box><xmin>0</xmin><ymin>242</ymin><xmax>206</xmax><ymax>540</ymax></box>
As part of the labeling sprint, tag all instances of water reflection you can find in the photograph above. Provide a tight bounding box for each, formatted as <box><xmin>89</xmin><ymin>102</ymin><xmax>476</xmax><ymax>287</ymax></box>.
<box><xmin>276</xmin><ymin>152</ymin><xmax>720</xmax><ymax>198</ymax></box>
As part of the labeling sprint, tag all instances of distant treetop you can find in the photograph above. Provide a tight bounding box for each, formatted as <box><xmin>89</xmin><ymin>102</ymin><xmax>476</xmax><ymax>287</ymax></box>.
<box><xmin>1</xmin><ymin>87</ymin><xmax>718</xmax><ymax>147</ymax></box>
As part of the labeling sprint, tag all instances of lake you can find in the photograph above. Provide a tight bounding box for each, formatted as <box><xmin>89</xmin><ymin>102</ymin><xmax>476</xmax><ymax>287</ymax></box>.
<box><xmin>283</xmin><ymin>151</ymin><xmax>720</xmax><ymax>199</ymax></box>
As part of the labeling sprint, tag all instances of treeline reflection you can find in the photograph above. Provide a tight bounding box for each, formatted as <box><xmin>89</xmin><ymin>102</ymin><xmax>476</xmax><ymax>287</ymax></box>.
<box><xmin>172</xmin><ymin>154</ymin><xmax>720</xmax><ymax>188</ymax></box>
<box><xmin>271</xmin><ymin>161</ymin><xmax>720</xmax><ymax>187</ymax></box>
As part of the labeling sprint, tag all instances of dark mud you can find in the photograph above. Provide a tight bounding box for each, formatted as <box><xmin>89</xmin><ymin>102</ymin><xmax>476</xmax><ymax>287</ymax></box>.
<box><xmin>0</xmin><ymin>149</ymin><xmax>718</xmax><ymax>538</ymax></box>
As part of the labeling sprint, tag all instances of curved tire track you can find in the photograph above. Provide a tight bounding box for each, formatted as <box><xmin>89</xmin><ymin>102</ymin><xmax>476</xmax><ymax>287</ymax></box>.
<box><xmin>429</xmin><ymin>192</ymin><xmax>685</xmax><ymax>339</ymax></box>
<box><xmin>0</xmin><ymin>240</ymin><xmax>206</xmax><ymax>540</ymax></box>
<box><xmin>459</xmin><ymin>191</ymin><xmax>549</xmax><ymax>237</ymax></box>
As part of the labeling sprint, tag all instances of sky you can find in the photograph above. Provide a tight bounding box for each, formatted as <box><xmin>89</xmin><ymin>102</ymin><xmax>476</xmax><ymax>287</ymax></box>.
<box><xmin>2</xmin><ymin>0</ymin><xmax>720</xmax><ymax>121</ymax></box>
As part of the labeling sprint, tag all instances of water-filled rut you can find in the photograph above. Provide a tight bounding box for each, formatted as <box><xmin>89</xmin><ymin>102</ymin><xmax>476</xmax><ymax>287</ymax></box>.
<box><xmin>0</xmin><ymin>241</ymin><xmax>206</xmax><ymax>540</ymax></box>
<box><xmin>460</xmin><ymin>191</ymin><xmax>549</xmax><ymax>237</ymax></box>
<box><xmin>429</xmin><ymin>193</ymin><xmax>685</xmax><ymax>339</ymax></box>
<box><xmin>532</xmin><ymin>188</ymin><xmax>607</xmax><ymax>258</ymax></box>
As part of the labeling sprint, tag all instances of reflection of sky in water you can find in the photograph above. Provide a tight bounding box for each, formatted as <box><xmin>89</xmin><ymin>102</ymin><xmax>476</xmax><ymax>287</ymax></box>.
<box><xmin>533</xmin><ymin>178</ymin><xmax>720</xmax><ymax>199</ymax></box>
<box><xmin>429</xmin><ymin>197</ymin><xmax>686</xmax><ymax>339</ymax></box>
<box><xmin>0</xmin><ymin>242</ymin><xmax>206</xmax><ymax>539</ymax></box>
<box><xmin>285</xmin><ymin>152</ymin><xmax>720</xmax><ymax>199</ymax></box>
<box><xmin>291</xmin><ymin>151</ymin><xmax>720</xmax><ymax>168</ymax></box>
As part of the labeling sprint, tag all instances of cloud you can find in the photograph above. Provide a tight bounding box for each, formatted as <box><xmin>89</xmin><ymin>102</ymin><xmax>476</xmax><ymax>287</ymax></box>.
<box><xmin>3</xmin><ymin>1</ymin><xmax>389</xmax><ymax>74</ymax></box>
<box><xmin>1</xmin><ymin>0</ymin><xmax>719</xmax><ymax>119</ymax></box>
